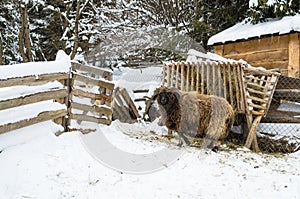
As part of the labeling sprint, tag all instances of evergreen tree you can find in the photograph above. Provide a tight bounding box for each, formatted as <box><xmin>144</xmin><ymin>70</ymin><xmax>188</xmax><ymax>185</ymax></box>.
<box><xmin>248</xmin><ymin>0</ymin><xmax>300</xmax><ymax>24</ymax></box>
<box><xmin>0</xmin><ymin>0</ymin><xmax>21</xmax><ymax>64</ymax></box>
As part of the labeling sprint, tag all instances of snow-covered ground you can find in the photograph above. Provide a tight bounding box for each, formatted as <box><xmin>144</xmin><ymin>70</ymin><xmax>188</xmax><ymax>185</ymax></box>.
<box><xmin>0</xmin><ymin>57</ymin><xmax>299</xmax><ymax>198</ymax></box>
<box><xmin>0</xmin><ymin>120</ymin><xmax>299</xmax><ymax>199</ymax></box>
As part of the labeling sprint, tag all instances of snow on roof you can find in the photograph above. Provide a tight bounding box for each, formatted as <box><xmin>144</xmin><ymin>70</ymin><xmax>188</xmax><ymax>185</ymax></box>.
<box><xmin>208</xmin><ymin>14</ymin><xmax>300</xmax><ymax>45</ymax></box>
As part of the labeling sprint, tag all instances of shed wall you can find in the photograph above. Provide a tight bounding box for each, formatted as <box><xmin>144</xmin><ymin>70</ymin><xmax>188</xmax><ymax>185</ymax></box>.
<box><xmin>213</xmin><ymin>33</ymin><xmax>300</xmax><ymax>77</ymax></box>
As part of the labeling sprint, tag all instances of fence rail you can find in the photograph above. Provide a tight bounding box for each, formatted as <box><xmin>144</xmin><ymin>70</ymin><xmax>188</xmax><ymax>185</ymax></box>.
<box><xmin>0</xmin><ymin>72</ymin><xmax>69</xmax><ymax>134</ymax></box>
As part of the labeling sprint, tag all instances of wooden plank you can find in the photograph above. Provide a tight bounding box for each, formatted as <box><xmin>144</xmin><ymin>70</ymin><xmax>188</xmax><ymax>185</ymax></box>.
<box><xmin>237</xmin><ymin>63</ymin><xmax>246</xmax><ymax>113</ymax></box>
<box><xmin>191</xmin><ymin>62</ymin><xmax>195</xmax><ymax>91</ymax></box>
<box><xmin>206</xmin><ymin>62</ymin><xmax>210</xmax><ymax>94</ymax></box>
<box><xmin>212</xmin><ymin>62</ymin><xmax>216</xmax><ymax>95</ymax></box>
<box><xmin>70</xmin><ymin>114</ymin><xmax>111</xmax><ymax>125</ymax></box>
<box><xmin>170</xmin><ymin>63</ymin><xmax>175</xmax><ymax>87</ymax></box>
<box><xmin>217</xmin><ymin>63</ymin><xmax>222</xmax><ymax>97</ymax></box>
<box><xmin>71</xmin><ymin>102</ymin><xmax>112</xmax><ymax>116</ymax></box>
<box><xmin>72</xmin><ymin>88</ymin><xmax>112</xmax><ymax>102</ymax></box>
<box><xmin>288</xmin><ymin>33</ymin><xmax>300</xmax><ymax>78</ymax></box>
<box><xmin>162</xmin><ymin>63</ymin><xmax>166</xmax><ymax>86</ymax></box>
<box><xmin>175</xmin><ymin>63</ymin><xmax>180</xmax><ymax>89</ymax></box>
<box><xmin>214</xmin><ymin>45</ymin><xmax>224</xmax><ymax>56</ymax></box>
<box><xmin>133</xmin><ymin>89</ymin><xmax>149</xmax><ymax>93</ymax></box>
<box><xmin>0</xmin><ymin>73</ymin><xmax>68</xmax><ymax>88</ymax></box>
<box><xmin>113</xmin><ymin>92</ymin><xmax>132</xmax><ymax>119</ymax></box>
<box><xmin>248</xmin><ymin>95</ymin><xmax>268</xmax><ymax>103</ymax></box>
<box><xmin>246</xmin><ymin>87</ymin><xmax>270</xmax><ymax>96</ymax></box>
<box><xmin>244</xmin><ymin>81</ymin><xmax>266</xmax><ymax>90</ymax></box>
<box><xmin>0</xmin><ymin>109</ymin><xmax>67</xmax><ymax>134</ymax></box>
<box><xmin>196</xmin><ymin>62</ymin><xmax>200</xmax><ymax>92</ymax></box>
<box><xmin>248</xmin><ymin>102</ymin><xmax>267</xmax><ymax>110</ymax></box>
<box><xmin>243</xmin><ymin>67</ymin><xmax>280</xmax><ymax>76</ymax></box>
<box><xmin>71</xmin><ymin>62</ymin><xmax>113</xmax><ymax>80</ymax></box>
<box><xmin>233</xmin><ymin>63</ymin><xmax>241</xmax><ymax>110</ymax></box>
<box><xmin>0</xmin><ymin>89</ymin><xmax>67</xmax><ymax>111</ymax></box>
<box><xmin>245</xmin><ymin>115</ymin><xmax>262</xmax><ymax>152</ymax></box>
<box><xmin>186</xmin><ymin>62</ymin><xmax>190</xmax><ymax>91</ymax></box>
<box><xmin>224</xmin><ymin>48</ymin><xmax>288</xmax><ymax>63</ymax></box>
<box><xmin>120</xmin><ymin>88</ymin><xmax>140</xmax><ymax>119</ymax></box>
<box><xmin>222</xmin><ymin>62</ymin><xmax>227</xmax><ymax>100</ymax></box>
<box><xmin>223</xmin><ymin>34</ymin><xmax>289</xmax><ymax>54</ymax></box>
<box><xmin>249</xmin><ymin>60</ymin><xmax>288</xmax><ymax>70</ymax></box>
<box><xmin>166</xmin><ymin>63</ymin><xmax>171</xmax><ymax>87</ymax></box>
<box><xmin>264</xmin><ymin>75</ymin><xmax>279</xmax><ymax>113</ymax></box>
<box><xmin>180</xmin><ymin>62</ymin><xmax>185</xmax><ymax>91</ymax></box>
<box><xmin>227</xmin><ymin>62</ymin><xmax>234</xmax><ymax>105</ymax></box>
<box><xmin>73</xmin><ymin>73</ymin><xmax>115</xmax><ymax>90</ymax></box>
<box><xmin>200</xmin><ymin>62</ymin><xmax>205</xmax><ymax>94</ymax></box>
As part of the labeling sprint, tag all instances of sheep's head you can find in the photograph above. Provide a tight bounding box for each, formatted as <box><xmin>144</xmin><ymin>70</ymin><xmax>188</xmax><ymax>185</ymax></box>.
<box><xmin>152</xmin><ymin>87</ymin><xmax>180</xmax><ymax>107</ymax></box>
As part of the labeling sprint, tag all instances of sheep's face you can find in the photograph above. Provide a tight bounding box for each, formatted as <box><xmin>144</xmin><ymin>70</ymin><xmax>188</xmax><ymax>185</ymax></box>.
<box><xmin>153</xmin><ymin>87</ymin><xmax>180</xmax><ymax>107</ymax></box>
<box><xmin>158</xmin><ymin>92</ymin><xmax>169</xmax><ymax>105</ymax></box>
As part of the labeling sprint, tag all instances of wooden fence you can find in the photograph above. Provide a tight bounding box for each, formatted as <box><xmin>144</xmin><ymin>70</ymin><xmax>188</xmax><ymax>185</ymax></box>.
<box><xmin>0</xmin><ymin>69</ymin><xmax>69</xmax><ymax>134</ymax></box>
<box><xmin>162</xmin><ymin>61</ymin><xmax>280</xmax><ymax>151</ymax></box>
<box><xmin>162</xmin><ymin>61</ymin><xmax>246</xmax><ymax>114</ymax></box>
<box><xmin>68</xmin><ymin>62</ymin><xmax>114</xmax><ymax>126</ymax></box>
<box><xmin>0</xmin><ymin>61</ymin><xmax>115</xmax><ymax>135</ymax></box>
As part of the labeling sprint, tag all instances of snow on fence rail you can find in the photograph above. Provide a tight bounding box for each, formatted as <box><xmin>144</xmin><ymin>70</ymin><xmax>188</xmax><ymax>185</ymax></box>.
<box><xmin>0</xmin><ymin>53</ymin><xmax>70</xmax><ymax>134</ymax></box>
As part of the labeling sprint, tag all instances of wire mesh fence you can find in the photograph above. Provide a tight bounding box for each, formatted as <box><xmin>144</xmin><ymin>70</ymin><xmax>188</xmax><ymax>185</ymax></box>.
<box><xmin>258</xmin><ymin>75</ymin><xmax>300</xmax><ymax>153</ymax></box>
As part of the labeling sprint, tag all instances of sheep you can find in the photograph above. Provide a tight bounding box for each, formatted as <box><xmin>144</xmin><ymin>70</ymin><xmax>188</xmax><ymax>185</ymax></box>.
<box><xmin>152</xmin><ymin>86</ymin><xmax>234</xmax><ymax>150</ymax></box>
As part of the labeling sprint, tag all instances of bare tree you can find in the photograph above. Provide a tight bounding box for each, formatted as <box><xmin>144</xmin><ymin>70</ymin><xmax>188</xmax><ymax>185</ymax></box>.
<box><xmin>18</xmin><ymin>2</ymin><xmax>33</xmax><ymax>62</ymax></box>
<box><xmin>70</xmin><ymin>0</ymin><xmax>90</xmax><ymax>59</ymax></box>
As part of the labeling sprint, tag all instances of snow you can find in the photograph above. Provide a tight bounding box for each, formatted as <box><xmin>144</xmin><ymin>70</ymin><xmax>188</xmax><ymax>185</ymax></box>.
<box><xmin>0</xmin><ymin>81</ymin><xmax>64</xmax><ymax>101</ymax></box>
<box><xmin>0</xmin><ymin>100</ymin><xmax>66</xmax><ymax>125</ymax></box>
<box><xmin>249</xmin><ymin>0</ymin><xmax>277</xmax><ymax>7</ymax></box>
<box><xmin>0</xmin><ymin>50</ymin><xmax>70</xmax><ymax>80</ymax></box>
<box><xmin>0</xmin><ymin>120</ymin><xmax>299</xmax><ymax>198</ymax></box>
<box><xmin>186</xmin><ymin>49</ymin><xmax>237</xmax><ymax>62</ymax></box>
<box><xmin>0</xmin><ymin>58</ymin><xmax>299</xmax><ymax>198</ymax></box>
<box><xmin>208</xmin><ymin>14</ymin><xmax>300</xmax><ymax>45</ymax></box>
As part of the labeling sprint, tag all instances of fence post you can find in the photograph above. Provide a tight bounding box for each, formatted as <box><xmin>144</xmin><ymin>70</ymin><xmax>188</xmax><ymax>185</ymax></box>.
<box><xmin>64</xmin><ymin>67</ymin><xmax>73</xmax><ymax>132</ymax></box>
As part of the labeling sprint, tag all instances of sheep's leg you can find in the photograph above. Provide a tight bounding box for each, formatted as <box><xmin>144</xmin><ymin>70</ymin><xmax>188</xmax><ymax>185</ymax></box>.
<box><xmin>208</xmin><ymin>140</ymin><xmax>221</xmax><ymax>152</ymax></box>
<box><xmin>177</xmin><ymin>132</ymin><xmax>190</xmax><ymax>146</ymax></box>
<box><xmin>177</xmin><ymin>138</ymin><xmax>183</xmax><ymax>147</ymax></box>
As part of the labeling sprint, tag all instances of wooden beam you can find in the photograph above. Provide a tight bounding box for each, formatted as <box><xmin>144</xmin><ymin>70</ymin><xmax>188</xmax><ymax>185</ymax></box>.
<box><xmin>288</xmin><ymin>33</ymin><xmax>300</xmax><ymax>78</ymax></box>
<box><xmin>0</xmin><ymin>89</ymin><xmax>67</xmax><ymax>111</ymax></box>
<box><xmin>70</xmin><ymin>113</ymin><xmax>111</xmax><ymax>125</ymax></box>
<box><xmin>120</xmin><ymin>88</ymin><xmax>140</xmax><ymax>119</ymax></box>
<box><xmin>72</xmin><ymin>88</ymin><xmax>112</xmax><ymax>102</ymax></box>
<box><xmin>71</xmin><ymin>102</ymin><xmax>112</xmax><ymax>116</ymax></box>
<box><xmin>0</xmin><ymin>73</ymin><xmax>68</xmax><ymax>88</ymax></box>
<box><xmin>71</xmin><ymin>62</ymin><xmax>113</xmax><ymax>80</ymax></box>
<box><xmin>73</xmin><ymin>73</ymin><xmax>115</xmax><ymax>90</ymax></box>
<box><xmin>0</xmin><ymin>109</ymin><xmax>67</xmax><ymax>134</ymax></box>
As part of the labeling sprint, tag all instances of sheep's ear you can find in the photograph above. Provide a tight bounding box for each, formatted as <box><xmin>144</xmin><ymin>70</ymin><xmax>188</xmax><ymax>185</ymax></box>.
<box><xmin>152</xmin><ymin>87</ymin><xmax>163</xmax><ymax>100</ymax></box>
<box><xmin>170</xmin><ymin>87</ymin><xmax>180</xmax><ymax>100</ymax></box>
<box><xmin>174</xmin><ymin>91</ymin><xmax>180</xmax><ymax>100</ymax></box>
<box><xmin>152</xmin><ymin>93</ymin><xmax>158</xmax><ymax>100</ymax></box>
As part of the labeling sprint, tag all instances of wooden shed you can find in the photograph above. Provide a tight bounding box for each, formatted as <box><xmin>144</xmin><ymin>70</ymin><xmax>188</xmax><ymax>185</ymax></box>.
<box><xmin>208</xmin><ymin>15</ymin><xmax>300</xmax><ymax>78</ymax></box>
